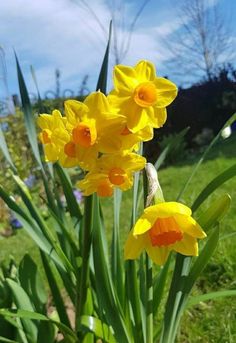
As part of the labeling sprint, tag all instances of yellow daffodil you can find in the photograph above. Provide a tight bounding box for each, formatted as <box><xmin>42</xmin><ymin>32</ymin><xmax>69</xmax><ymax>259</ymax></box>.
<box><xmin>125</xmin><ymin>202</ymin><xmax>206</xmax><ymax>265</ymax></box>
<box><xmin>78</xmin><ymin>152</ymin><xmax>146</xmax><ymax>196</ymax></box>
<box><xmin>108</xmin><ymin>60</ymin><xmax>178</xmax><ymax>132</ymax></box>
<box><xmin>37</xmin><ymin>110</ymin><xmax>70</xmax><ymax>162</ymax></box>
<box><xmin>99</xmin><ymin>121</ymin><xmax>153</xmax><ymax>153</ymax></box>
<box><xmin>63</xmin><ymin>92</ymin><xmax>124</xmax><ymax>169</ymax></box>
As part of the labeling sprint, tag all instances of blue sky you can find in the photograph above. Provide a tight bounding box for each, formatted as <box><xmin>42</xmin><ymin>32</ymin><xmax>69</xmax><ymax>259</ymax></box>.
<box><xmin>0</xmin><ymin>0</ymin><xmax>235</xmax><ymax>102</ymax></box>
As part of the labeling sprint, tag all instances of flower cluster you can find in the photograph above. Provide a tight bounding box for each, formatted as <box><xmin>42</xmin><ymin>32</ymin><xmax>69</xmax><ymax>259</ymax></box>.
<box><xmin>38</xmin><ymin>60</ymin><xmax>177</xmax><ymax>197</ymax></box>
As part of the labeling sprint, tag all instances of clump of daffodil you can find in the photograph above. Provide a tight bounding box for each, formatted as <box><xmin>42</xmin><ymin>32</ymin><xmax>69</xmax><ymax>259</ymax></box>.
<box><xmin>108</xmin><ymin>60</ymin><xmax>178</xmax><ymax>132</ymax></box>
<box><xmin>125</xmin><ymin>202</ymin><xmax>206</xmax><ymax>265</ymax></box>
<box><xmin>78</xmin><ymin>152</ymin><xmax>146</xmax><ymax>197</ymax></box>
<box><xmin>61</xmin><ymin>91</ymin><xmax>125</xmax><ymax>170</ymax></box>
<box><xmin>37</xmin><ymin>110</ymin><xmax>70</xmax><ymax>162</ymax></box>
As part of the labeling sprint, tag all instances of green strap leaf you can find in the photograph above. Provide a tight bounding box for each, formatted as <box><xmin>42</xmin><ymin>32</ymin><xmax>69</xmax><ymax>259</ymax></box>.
<box><xmin>15</xmin><ymin>52</ymin><xmax>43</xmax><ymax>170</ymax></box>
<box><xmin>40</xmin><ymin>252</ymin><xmax>72</xmax><ymax>329</ymax></box>
<box><xmin>154</xmin><ymin>127</ymin><xmax>189</xmax><ymax>170</ymax></box>
<box><xmin>0</xmin><ymin>337</ymin><xmax>19</xmax><ymax>343</ymax></box>
<box><xmin>80</xmin><ymin>315</ymin><xmax>116</xmax><ymax>343</ymax></box>
<box><xmin>0</xmin><ymin>124</ymin><xmax>16</xmax><ymax>172</ymax></box>
<box><xmin>191</xmin><ymin>164</ymin><xmax>236</xmax><ymax>212</ymax></box>
<box><xmin>96</xmin><ymin>21</ymin><xmax>112</xmax><ymax>93</ymax></box>
<box><xmin>0</xmin><ymin>309</ymin><xmax>78</xmax><ymax>343</ymax></box>
<box><xmin>19</xmin><ymin>254</ymin><xmax>47</xmax><ymax>313</ymax></box>
<box><xmin>92</xmin><ymin>195</ymin><xmax>132</xmax><ymax>343</ymax></box>
<box><xmin>54</xmin><ymin>163</ymin><xmax>82</xmax><ymax>221</ymax></box>
<box><xmin>177</xmin><ymin>112</ymin><xmax>236</xmax><ymax>200</ymax></box>
<box><xmin>186</xmin><ymin>290</ymin><xmax>236</xmax><ymax>309</ymax></box>
<box><xmin>197</xmin><ymin>193</ymin><xmax>231</xmax><ymax>231</ymax></box>
<box><xmin>6</xmin><ymin>279</ymin><xmax>38</xmax><ymax>343</ymax></box>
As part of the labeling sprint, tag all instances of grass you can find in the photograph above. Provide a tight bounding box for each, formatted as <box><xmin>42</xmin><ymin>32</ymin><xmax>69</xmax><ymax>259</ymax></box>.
<box><xmin>0</xmin><ymin>132</ymin><xmax>236</xmax><ymax>342</ymax></box>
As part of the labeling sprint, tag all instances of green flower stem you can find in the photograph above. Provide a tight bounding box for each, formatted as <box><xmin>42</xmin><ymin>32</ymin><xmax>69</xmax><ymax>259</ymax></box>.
<box><xmin>76</xmin><ymin>194</ymin><xmax>94</xmax><ymax>332</ymax></box>
<box><xmin>146</xmin><ymin>254</ymin><xmax>153</xmax><ymax>343</ymax></box>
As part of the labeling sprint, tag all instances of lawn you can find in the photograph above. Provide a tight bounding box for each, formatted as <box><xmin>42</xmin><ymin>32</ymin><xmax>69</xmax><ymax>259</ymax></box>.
<box><xmin>0</xmin><ymin>132</ymin><xmax>235</xmax><ymax>342</ymax></box>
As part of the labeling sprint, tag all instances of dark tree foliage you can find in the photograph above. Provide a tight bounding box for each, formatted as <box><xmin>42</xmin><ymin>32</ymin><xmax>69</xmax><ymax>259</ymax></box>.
<box><xmin>145</xmin><ymin>64</ymin><xmax>236</xmax><ymax>162</ymax></box>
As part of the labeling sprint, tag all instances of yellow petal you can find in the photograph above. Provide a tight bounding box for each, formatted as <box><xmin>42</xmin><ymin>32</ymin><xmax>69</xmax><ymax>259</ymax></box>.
<box><xmin>84</xmin><ymin>91</ymin><xmax>110</xmax><ymax>115</ymax></box>
<box><xmin>65</xmin><ymin>100</ymin><xmax>88</xmax><ymax>122</ymax></box>
<box><xmin>44</xmin><ymin>144</ymin><xmax>60</xmax><ymax>162</ymax></box>
<box><xmin>149</xmin><ymin>107</ymin><xmax>167</xmax><ymax>128</ymax></box>
<box><xmin>173</xmin><ymin>234</ymin><xmax>198</xmax><ymax>256</ymax></box>
<box><xmin>133</xmin><ymin>217</ymin><xmax>153</xmax><ymax>235</ymax></box>
<box><xmin>126</xmin><ymin>105</ymin><xmax>149</xmax><ymax>133</ymax></box>
<box><xmin>134</xmin><ymin>60</ymin><xmax>156</xmax><ymax>82</ymax></box>
<box><xmin>145</xmin><ymin>238</ymin><xmax>170</xmax><ymax>265</ymax></box>
<box><xmin>154</xmin><ymin>77</ymin><xmax>178</xmax><ymax>108</ymax></box>
<box><xmin>174</xmin><ymin>214</ymin><xmax>206</xmax><ymax>239</ymax></box>
<box><xmin>124</xmin><ymin>229</ymin><xmax>147</xmax><ymax>260</ymax></box>
<box><xmin>144</xmin><ymin>202</ymin><xmax>192</xmax><ymax>219</ymax></box>
<box><xmin>113</xmin><ymin>65</ymin><xmax>138</xmax><ymax>92</ymax></box>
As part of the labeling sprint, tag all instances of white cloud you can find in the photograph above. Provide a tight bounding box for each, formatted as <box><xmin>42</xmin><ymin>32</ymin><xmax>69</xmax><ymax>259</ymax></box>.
<box><xmin>0</xmin><ymin>0</ymin><xmax>185</xmax><ymax>96</ymax></box>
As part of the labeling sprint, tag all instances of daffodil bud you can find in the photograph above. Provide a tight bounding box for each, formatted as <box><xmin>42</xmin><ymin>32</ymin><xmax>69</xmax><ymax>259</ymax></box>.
<box><xmin>145</xmin><ymin>162</ymin><xmax>164</xmax><ymax>207</ymax></box>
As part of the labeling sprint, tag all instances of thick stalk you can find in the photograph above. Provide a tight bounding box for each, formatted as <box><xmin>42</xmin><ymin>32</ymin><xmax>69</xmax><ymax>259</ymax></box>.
<box><xmin>146</xmin><ymin>254</ymin><xmax>153</xmax><ymax>343</ymax></box>
<box><xmin>76</xmin><ymin>195</ymin><xmax>94</xmax><ymax>331</ymax></box>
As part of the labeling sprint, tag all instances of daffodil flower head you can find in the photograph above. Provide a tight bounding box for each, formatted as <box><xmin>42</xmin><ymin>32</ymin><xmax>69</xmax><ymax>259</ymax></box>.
<box><xmin>108</xmin><ymin>60</ymin><xmax>178</xmax><ymax>132</ymax></box>
<box><xmin>37</xmin><ymin>110</ymin><xmax>70</xmax><ymax>162</ymax></box>
<box><xmin>78</xmin><ymin>152</ymin><xmax>146</xmax><ymax>196</ymax></box>
<box><xmin>125</xmin><ymin>202</ymin><xmax>206</xmax><ymax>265</ymax></box>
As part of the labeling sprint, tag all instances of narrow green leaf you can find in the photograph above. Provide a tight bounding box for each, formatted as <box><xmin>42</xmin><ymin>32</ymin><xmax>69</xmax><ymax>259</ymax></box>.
<box><xmin>111</xmin><ymin>189</ymin><xmax>124</xmax><ymax>307</ymax></box>
<box><xmin>186</xmin><ymin>290</ymin><xmax>236</xmax><ymax>308</ymax></box>
<box><xmin>54</xmin><ymin>163</ymin><xmax>82</xmax><ymax>220</ymax></box>
<box><xmin>6</xmin><ymin>279</ymin><xmax>38</xmax><ymax>343</ymax></box>
<box><xmin>96</xmin><ymin>21</ymin><xmax>112</xmax><ymax>93</ymax></box>
<box><xmin>92</xmin><ymin>195</ymin><xmax>131</xmax><ymax>343</ymax></box>
<box><xmin>197</xmin><ymin>193</ymin><xmax>231</xmax><ymax>231</ymax></box>
<box><xmin>0</xmin><ymin>337</ymin><xmax>19</xmax><ymax>343</ymax></box>
<box><xmin>0</xmin><ymin>124</ymin><xmax>16</xmax><ymax>172</ymax></box>
<box><xmin>80</xmin><ymin>315</ymin><xmax>116</xmax><ymax>343</ymax></box>
<box><xmin>153</xmin><ymin>255</ymin><xmax>171</xmax><ymax>316</ymax></box>
<box><xmin>40</xmin><ymin>252</ymin><xmax>72</xmax><ymax>328</ymax></box>
<box><xmin>184</xmin><ymin>226</ymin><xmax>220</xmax><ymax>293</ymax></box>
<box><xmin>177</xmin><ymin>112</ymin><xmax>236</xmax><ymax>200</ymax></box>
<box><xmin>154</xmin><ymin>127</ymin><xmax>189</xmax><ymax>170</ymax></box>
<box><xmin>19</xmin><ymin>254</ymin><xmax>47</xmax><ymax>313</ymax></box>
<box><xmin>15</xmin><ymin>52</ymin><xmax>43</xmax><ymax>169</ymax></box>
<box><xmin>13</xmin><ymin>174</ymin><xmax>75</xmax><ymax>274</ymax></box>
<box><xmin>0</xmin><ymin>309</ymin><xmax>78</xmax><ymax>343</ymax></box>
<box><xmin>191</xmin><ymin>164</ymin><xmax>236</xmax><ymax>212</ymax></box>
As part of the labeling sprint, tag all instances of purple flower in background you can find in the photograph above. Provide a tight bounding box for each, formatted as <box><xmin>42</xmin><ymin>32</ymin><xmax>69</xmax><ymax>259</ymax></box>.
<box><xmin>10</xmin><ymin>215</ymin><xmax>22</xmax><ymax>229</ymax></box>
<box><xmin>73</xmin><ymin>189</ymin><xmax>83</xmax><ymax>204</ymax></box>
<box><xmin>24</xmin><ymin>174</ymin><xmax>36</xmax><ymax>188</ymax></box>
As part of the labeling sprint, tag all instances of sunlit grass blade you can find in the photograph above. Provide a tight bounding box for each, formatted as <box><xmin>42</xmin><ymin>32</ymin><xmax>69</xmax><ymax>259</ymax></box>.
<box><xmin>177</xmin><ymin>112</ymin><xmax>236</xmax><ymax>200</ymax></box>
<box><xmin>96</xmin><ymin>21</ymin><xmax>112</xmax><ymax>93</ymax></box>
<box><xmin>191</xmin><ymin>164</ymin><xmax>236</xmax><ymax>212</ymax></box>
<box><xmin>80</xmin><ymin>315</ymin><xmax>116</xmax><ymax>343</ymax></box>
<box><xmin>0</xmin><ymin>124</ymin><xmax>17</xmax><ymax>173</ymax></box>
<box><xmin>15</xmin><ymin>52</ymin><xmax>43</xmax><ymax>170</ymax></box>
<box><xmin>186</xmin><ymin>289</ymin><xmax>236</xmax><ymax>308</ymax></box>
